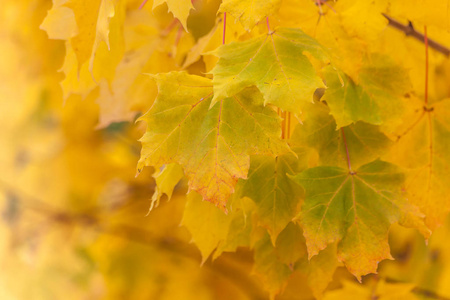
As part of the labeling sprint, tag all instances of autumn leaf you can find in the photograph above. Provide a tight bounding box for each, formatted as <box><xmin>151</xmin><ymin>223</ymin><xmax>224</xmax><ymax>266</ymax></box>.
<box><xmin>149</xmin><ymin>163</ymin><xmax>184</xmax><ymax>211</ymax></box>
<box><xmin>291</xmin><ymin>102</ymin><xmax>393</xmax><ymax>169</ymax></box>
<box><xmin>210</xmin><ymin>27</ymin><xmax>329</xmax><ymax>115</ymax></box>
<box><xmin>336</xmin><ymin>0</ymin><xmax>388</xmax><ymax>41</ymax></box>
<box><xmin>6</xmin><ymin>0</ymin><xmax>450</xmax><ymax>298</ymax></box>
<box><xmin>302</xmin><ymin>243</ymin><xmax>340</xmax><ymax>300</ymax></box>
<box><xmin>41</xmin><ymin>0</ymin><xmax>125</xmax><ymax>99</ymax></box>
<box><xmin>40</xmin><ymin>0</ymin><xmax>78</xmax><ymax>40</ymax></box>
<box><xmin>237</xmin><ymin>152</ymin><xmax>305</xmax><ymax>243</ymax></box>
<box><xmin>322</xmin><ymin>55</ymin><xmax>411</xmax><ymax>128</ymax></box>
<box><xmin>213</xmin><ymin>197</ymin><xmax>255</xmax><ymax>259</ymax></box>
<box><xmin>65</xmin><ymin>0</ymin><xmax>116</xmax><ymax>73</ymax></box>
<box><xmin>218</xmin><ymin>0</ymin><xmax>282</xmax><ymax>30</ymax></box>
<box><xmin>387</xmin><ymin>98</ymin><xmax>450</xmax><ymax>230</ymax></box>
<box><xmin>181</xmin><ymin>192</ymin><xmax>232</xmax><ymax>262</ymax></box>
<box><xmin>252</xmin><ymin>225</ymin><xmax>299</xmax><ymax>298</ymax></box>
<box><xmin>388</xmin><ymin>0</ymin><xmax>450</xmax><ymax>31</ymax></box>
<box><xmin>152</xmin><ymin>0</ymin><xmax>194</xmax><ymax>31</ymax></box>
<box><xmin>183</xmin><ymin>14</ymin><xmax>248</xmax><ymax>71</ymax></box>
<box><xmin>138</xmin><ymin>72</ymin><xmax>289</xmax><ymax>210</ymax></box>
<box><xmin>290</xmin><ymin>160</ymin><xmax>426</xmax><ymax>279</ymax></box>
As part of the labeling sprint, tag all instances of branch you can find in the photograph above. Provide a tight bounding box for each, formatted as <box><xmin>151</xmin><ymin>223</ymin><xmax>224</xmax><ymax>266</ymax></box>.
<box><xmin>383</xmin><ymin>14</ymin><xmax>450</xmax><ymax>57</ymax></box>
<box><xmin>316</xmin><ymin>1</ymin><xmax>449</xmax><ymax>56</ymax></box>
<box><xmin>384</xmin><ymin>277</ymin><xmax>450</xmax><ymax>300</ymax></box>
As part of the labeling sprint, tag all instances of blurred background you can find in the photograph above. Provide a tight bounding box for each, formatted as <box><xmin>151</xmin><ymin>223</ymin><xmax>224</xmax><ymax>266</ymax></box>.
<box><xmin>2</xmin><ymin>1</ymin><xmax>450</xmax><ymax>299</ymax></box>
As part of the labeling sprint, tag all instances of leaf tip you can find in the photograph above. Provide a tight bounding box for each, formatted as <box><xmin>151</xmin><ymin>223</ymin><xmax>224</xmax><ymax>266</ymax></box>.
<box><xmin>135</xmin><ymin>168</ymin><xmax>142</xmax><ymax>178</ymax></box>
<box><xmin>209</xmin><ymin>96</ymin><xmax>221</xmax><ymax>109</ymax></box>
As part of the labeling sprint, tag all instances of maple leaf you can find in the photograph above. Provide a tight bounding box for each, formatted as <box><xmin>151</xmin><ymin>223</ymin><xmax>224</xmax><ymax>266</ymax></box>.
<box><xmin>290</xmin><ymin>160</ymin><xmax>426</xmax><ymax>279</ymax></box>
<box><xmin>387</xmin><ymin>98</ymin><xmax>450</xmax><ymax>230</ymax></box>
<box><xmin>388</xmin><ymin>0</ymin><xmax>450</xmax><ymax>31</ymax></box>
<box><xmin>190</xmin><ymin>13</ymin><xmax>249</xmax><ymax>73</ymax></box>
<box><xmin>65</xmin><ymin>0</ymin><xmax>116</xmax><ymax>73</ymax></box>
<box><xmin>336</xmin><ymin>0</ymin><xmax>388</xmax><ymax>41</ymax></box>
<box><xmin>41</xmin><ymin>0</ymin><xmax>125</xmax><ymax>99</ymax></box>
<box><xmin>302</xmin><ymin>243</ymin><xmax>340</xmax><ymax>300</ymax></box>
<box><xmin>277</xmin><ymin>0</ymin><xmax>388</xmax><ymax>42</ymax></box>
<box><xmin>213</xmin><ymin>197</ymin><xmax>256</xmax><ymax>259</ymax></box>
<box><xmin>252</xmin><ymin>224</ymin><xmax>300</xmax><ymax>298</ymax></box>
<box><xmin>96</xmin><ymin>8</ymin><xmax>199</xmax><ymax>128</ymax></box>
<box><xmin>149</xmin><ymin>163</ymin><xmax>184</xmax><ymax>212</ymax></box>
<box><xmin>210</xmin><ymin>27</ymin><xmax>329</xmax><ymax>115</ymax></box>
<box><xmin>40</xmin><ymin>0</ymin><xmax>78</xmax><ymax>40</ymax></box>
<box><xmin>291</xmin><ymin>102</ymin><xmax>393</xmax><ymax>169</ymax></box>
<box><xmin>152</xmin><ymin>0</ymin><xmax>194</xmax><ymax>31</ymax></box>
<box><xmin>96</xmin><ymin>78</ymin><xmax>137</xmax><ymax>128</ymax></box>
<box><xmin>182</xmin><ymin>22</ymin><xmax>220</xmax><ymax>69</ymax></box>
<box><xmin>181</xmin><ymin>192</ymin><xmax>232</xmax><ymax>262</ymax></box>
<box><xmin>238</xmin><ymin>152</ymin><xmax>305</xmax><ymax>243</ymax></box>
<box><xmin>218</xmin><ymin>0</ymin><xmax>282</xmax><ymax>30</ymax></box>
<box><xmin>138</xmin><ymin>72</ymin><xmax>289</xmax><ymax>210</ymax></box>
<box><xmin>322</xmin><ymin>55</ymin><xmax>411</xmax><ymax>128</ymax></box>
<box><xmin>276</xmin><ymin>0</ymin><xmax>383</xmax><ymax>83</ymax></box>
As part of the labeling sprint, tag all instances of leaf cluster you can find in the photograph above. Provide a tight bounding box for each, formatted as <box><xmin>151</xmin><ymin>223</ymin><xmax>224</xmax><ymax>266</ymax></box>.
<box><xmin>34</xmin><ymin>0</ymin><xmax>450</xmax><ymax>298</ymax></box>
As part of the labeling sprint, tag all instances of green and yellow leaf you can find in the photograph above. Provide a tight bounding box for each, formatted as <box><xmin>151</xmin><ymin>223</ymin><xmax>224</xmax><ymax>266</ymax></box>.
<box><xmin>211</xmin><ymin>28</ymin><xmax>328</xmax><ymax>115</ymax></box>
<box><xmin>218</xmin><ymin>0</ymin><xmax>282</xmax><ymax>30</ymax></box>
<box><xmin>322</xmin><ymin>56</ymin><xmax>410</xmax><ymax>128</ymax></box>
<box><xmin>291</xmin><ymin>102</ymin><xmax>393</xmax><ymax>169</ymax></box>
<box><xmin>138</xmin><ymin>72</ymin><xmax>289</xmax><ymax>210</ymax></box>
<box><xmin>238</xmin><ymin>153</ymin><xmax>305</xmax><ymax>243</ymax></box>
<box><xmin>290</xmin><ymin>160</ymin><xmax>425</xmax><ymax>279</ymax></box>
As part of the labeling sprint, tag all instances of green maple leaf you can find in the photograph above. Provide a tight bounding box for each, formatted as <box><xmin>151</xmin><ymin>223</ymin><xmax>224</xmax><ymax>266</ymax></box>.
<box><xmin>213</xmin><ymin>197</ymin><xmax>255</xmax><ymax>259</ymax></box>
<box><xmin>138</xmin><ymin>72</ymin><xmax>289</xmax><ymax>210</ymax></box>
<box><xmin>253</xmin><ymin>223</ymin><xmax>305</xmax><ymax>298</ymax></box>
<box><xmin>274</xmin><ymin>222</ymin><xmax>307</xmax><ymax>266</ymax></box>
<box><xmin>238</xmin><ymin>152</ymin><xmax>306</xmax><ymax>243</ymax></box>
<box><xmin>291</xmin><ymin>102</ymin><xmax>393</xmax><ymax>169</ymax></box>
<box><xmin>323</xmin><ymin>55</ymin><xmax>410</xmax><ymax>128</ymax></box>
<box><xmin>290</xmin><ymin>160</ymin><xmax>426</xmax><ymax>279</ymax></box>
<box><xmin>210</xmin><ymin>27</ymin><xmax>329</xmax><ymax>115</ymax></box>
<box><xmin>302</xmin><ymin>243</ymin><xmax>340</xmax><ymax>300</ymax></box>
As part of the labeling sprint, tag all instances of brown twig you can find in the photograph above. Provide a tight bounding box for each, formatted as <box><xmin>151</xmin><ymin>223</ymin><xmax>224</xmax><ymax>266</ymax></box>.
<box><xmin>314</xmin><ymin>1</ymin><xmax>449</xmax><ymax>56</ymax></box>
<box><xmin>383</xmin><ymin>14</ymin><xmax>450</xmax><ymax>57</ymax></box>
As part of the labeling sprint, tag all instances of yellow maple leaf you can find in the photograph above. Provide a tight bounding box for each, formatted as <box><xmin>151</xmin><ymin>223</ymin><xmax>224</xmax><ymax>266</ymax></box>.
<box><xmin>219</xmin><ymin>0</ymin><xmax>282</xmax><ymax>30</ymax></box>
<box><xmin>152</xmin><ymin>0</ymin><xmax>194</xmax><ymax>31</ymax></box>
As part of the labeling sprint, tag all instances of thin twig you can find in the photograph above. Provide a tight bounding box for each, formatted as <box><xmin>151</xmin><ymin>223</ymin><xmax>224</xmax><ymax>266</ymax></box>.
<box><xmin>383</xmin><ymin>14</ymin><xmax>450</xmax><ymax>57</ymax></box>
<box><xmin>223</xmin><ymin>12</ymin><xmax>227</xmax><ymax>45</ymax></box>
<box><xmin>424</xmin><ymin>25</ymin><xmax>429</xmax><ymax>105</ymax></box>
<box><xmin>139</xmin><ymin>0</ymin><xmax>149</xmax><ymax>10</ymax></box>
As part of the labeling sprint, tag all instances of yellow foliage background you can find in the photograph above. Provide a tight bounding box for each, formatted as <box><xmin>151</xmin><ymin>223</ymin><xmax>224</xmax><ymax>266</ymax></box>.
<box><xmin>2</xmin><ymin>0</ymin><xmax>450</xmax><ymax>299</ymax></box>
